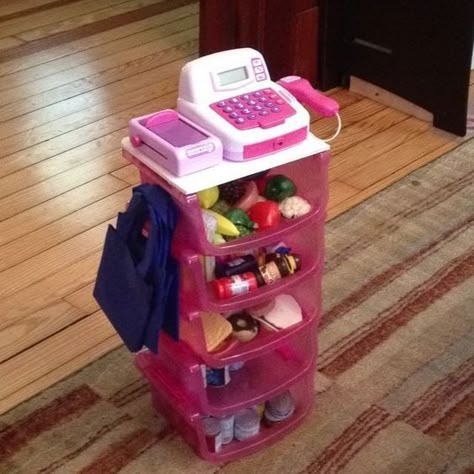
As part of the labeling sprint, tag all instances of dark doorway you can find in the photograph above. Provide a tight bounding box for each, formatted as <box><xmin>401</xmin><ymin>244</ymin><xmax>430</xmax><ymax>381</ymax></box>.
<box><xmin>319</xmin><ymin>0</ymin><xmax>474</xmax><ymax>136</ymax></box>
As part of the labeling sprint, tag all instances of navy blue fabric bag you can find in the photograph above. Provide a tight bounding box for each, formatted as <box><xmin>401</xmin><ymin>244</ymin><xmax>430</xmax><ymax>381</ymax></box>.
<box><xmin>93</xmin><ymin>184</ymin><xmax>179</xmax><ymax>353</ymax></box>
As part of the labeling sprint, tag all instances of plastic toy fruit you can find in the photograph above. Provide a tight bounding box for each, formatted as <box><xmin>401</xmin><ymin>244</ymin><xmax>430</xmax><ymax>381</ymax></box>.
<box><xmin>248</xmin><ymin>201</ymin><xmax>281</xmax><ymax>231</ymax></box>
<box><xmin>219</xmin><ymin>180</ymin><xmax>246</xmax><ymax>204</ymax></box>
<box><xmin>198</xmin><ymin>186</ymin><xmax>219</xmax><ymax>208</ymax></box>
<box><xmin>264</xmin><ymin>175</ymin><xmax>297</xmax><ymax>202</ymax></box>
<box><xmin>235</xmin><ymin>181</ymin><xmax>259</xmax><ymax>211</ymax></box>
<box><xmin>203</xmin><ymin>210</ymin><xmax>240</xmax><ymax>237</ymax></box>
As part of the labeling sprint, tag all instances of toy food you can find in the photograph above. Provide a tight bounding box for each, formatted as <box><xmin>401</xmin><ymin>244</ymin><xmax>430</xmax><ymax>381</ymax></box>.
<box><xmin>219</xmin><ymin>180</ymin><xmax>246</xmax><ymax>204</ymax></box>
<box><xmin>211</xmin><ymin>199</ymin><xmax>231</xmax><ymax>215</ymax></box>
<box><xmin>264</xmin><ymin>175</ymin><xmax>297</xmax><ymax>202</ymax></box>
<box><xmin>248</xmin><ymin>201</ymin><xmax>281</xmax><ymax>231</ymax></box>
<box><xmin>202</xmin><ymin>211</ymin><xmax>218</xmax><ymax>243</ymax></box>
<box><xmin>253</xmin><ymin>294</ymin><xmax>303</xmax><ymax>331</ymax></box>
<box><xmin>198</xmin><ymin>186</ymin><xmax>219</xmax><ymax>209</ymax></box>
<box><xmin>235</xmin><ymin>181</ymin><xmax>259</xmax><ymax>211</ymax></box>
<box><xmin>201</xmin><ymin>312</ymin><xmax>233</xmax><ymax>352</ymax></box>
<box><xmin>224</xmin><ymin>209</ymin><xmax>256</xmax><ymax>237</ymax></box>
<box><xmin>279</xmin><ymin>196</ymin><xmax>311</xmax><ymax>218</ymax></box>
<box><xmin>227</xmin><ymin>312</ymin><xmax>259</xmax><ymax>342</ymax></box>
<box><xmin>203</xmin><ymin>210</ymin><xmax>240</xmax><ymax>237</ymax></box>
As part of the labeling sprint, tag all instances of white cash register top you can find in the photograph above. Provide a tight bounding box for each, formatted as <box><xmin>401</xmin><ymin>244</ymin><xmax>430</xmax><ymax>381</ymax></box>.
<box><xmin>121</xmin><ymin>134</ymin><xmax>329</xmax><ymax>195</ymax></box>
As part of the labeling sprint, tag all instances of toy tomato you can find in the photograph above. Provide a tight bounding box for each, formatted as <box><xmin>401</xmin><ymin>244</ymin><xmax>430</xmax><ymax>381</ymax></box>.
<box><xmin>248</xmin><ymin>201</ymin><xmax>281</xmax><ymax>231</ymax></box>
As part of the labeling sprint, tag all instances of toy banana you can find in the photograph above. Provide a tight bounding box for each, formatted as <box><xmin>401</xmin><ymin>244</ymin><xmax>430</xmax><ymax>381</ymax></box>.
<box><xmin>203</xmin><ymin>210</ymin><xmax>240</xmax><ymax>237</ymax></box>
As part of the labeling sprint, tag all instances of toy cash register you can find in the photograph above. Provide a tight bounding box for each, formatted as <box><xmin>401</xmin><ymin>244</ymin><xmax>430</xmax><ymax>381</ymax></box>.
<box><xmin>177</xmin><ymin>48</ymin><xmax>339</xmax><ymax>161</ymax></box>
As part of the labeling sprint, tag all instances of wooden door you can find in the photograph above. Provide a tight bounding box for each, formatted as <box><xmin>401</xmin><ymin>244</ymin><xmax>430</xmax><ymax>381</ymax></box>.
<box><xmin>199</xmin><ymin>0</ymin><xmax>320</xmax><ymax>85</ymax></box>
<box><xmin>343</xmin><ymin>0</ymin><xmax>473</xmax><ymax>135</ymax></box>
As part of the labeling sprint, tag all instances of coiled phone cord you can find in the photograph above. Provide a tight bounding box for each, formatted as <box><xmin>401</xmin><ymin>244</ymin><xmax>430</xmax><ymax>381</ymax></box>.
<box><xmin>322</xmin><ymin>112</ymin><xmax>342</xmax><ymax>143</ymax></box>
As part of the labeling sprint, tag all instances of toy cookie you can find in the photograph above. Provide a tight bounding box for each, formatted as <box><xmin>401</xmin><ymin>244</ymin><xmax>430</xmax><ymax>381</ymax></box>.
<box><xmin>227</xmin><ymin>312</ymin><xmax>259</xmax><ymax>342</ymax></box>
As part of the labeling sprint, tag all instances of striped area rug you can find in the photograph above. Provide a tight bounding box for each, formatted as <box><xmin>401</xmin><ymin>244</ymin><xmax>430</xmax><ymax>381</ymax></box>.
<box><xmin>1</xmin><ymin>139</ymin><xmax>473</xmax><ymax>474</ymax></box>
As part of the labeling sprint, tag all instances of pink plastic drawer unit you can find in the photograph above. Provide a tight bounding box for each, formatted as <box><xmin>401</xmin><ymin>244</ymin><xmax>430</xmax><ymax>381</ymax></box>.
<box><xmin>136</xmin><ymin>352</ymin><xmax>315</xmax><ymax>463</ymax></box>
<box><xmin>139</xmin><ymin>324</ymin><xmax>317</xmax><ymax>417</ymax></box>
<box><xmin>122</xmin><ymin>147</ymin><xmax>329</xmax><ymax>257</ymax></box>
<box><xmin>178</xmin><ymin>220</ymin><xmax>325</xmax><ymax>315</ymax></box>
<box><xmin>179</xmin><ymin>274</ymin><xmax>322</xmax><ymax>368</ymax></box>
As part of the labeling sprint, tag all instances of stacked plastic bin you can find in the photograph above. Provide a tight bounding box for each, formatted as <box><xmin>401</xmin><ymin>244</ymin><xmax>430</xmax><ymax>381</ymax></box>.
<box><xmin>122</xmin><ymin>136</ymin><xmax>330</xmax><ymax>462</ymax></box>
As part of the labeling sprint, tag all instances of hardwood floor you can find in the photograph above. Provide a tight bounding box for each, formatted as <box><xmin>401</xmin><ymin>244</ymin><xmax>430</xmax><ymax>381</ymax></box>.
<box><xmin>0</xmin><ymin>0</ymin><xmax>470</xmax><ymax>415</ymax></box>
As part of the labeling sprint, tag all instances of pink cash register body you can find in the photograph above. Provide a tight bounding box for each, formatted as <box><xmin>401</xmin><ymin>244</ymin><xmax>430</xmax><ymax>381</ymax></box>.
<box><xmin>177</xmin><ymin>48</ymin><xmax>338</xmax><ymax>162</ymax></box>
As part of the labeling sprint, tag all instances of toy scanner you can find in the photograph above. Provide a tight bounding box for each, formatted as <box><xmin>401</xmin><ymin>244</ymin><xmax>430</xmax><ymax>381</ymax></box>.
<box><xmin>128</xmin><ymin>110</ymin><xmax>223</xmax><ymax>177</ymax></box>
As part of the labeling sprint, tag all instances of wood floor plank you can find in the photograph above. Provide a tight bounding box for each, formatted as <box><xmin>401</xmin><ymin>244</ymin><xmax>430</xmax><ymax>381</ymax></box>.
<box><xmin>0</xmin><ymin>23</ymin><xmax>197</xmax><ymax>105</ymax></box>
<box><xmin>0</xmin><ymin>312</ymin><xmax>121</xmax><ymax>411</ymax></box>
<box><xmin>0</xmin><ymin>252</ymin><xmax>102</xmax><ymax>331</ymax></box>
<box><xmin>0</xmin><ymin>220</ymin><xmax>113</xmax><ymax>300</ymax></box>
<box><xmin>0</xmin><ymin>129</ymin><xmax>125</xmax><ymax>199</ymax></box>
<box><xmin>0</xmin><ymin>91</ymin><xmax>178</xmax><ymax>177</ymax></box>
<box><xmin>111</xmin><ymin>164</ymin><xmax>140</xmax><ymax>185</ymax></box>
<box><xmin>0</xmin><ymin>187</ymin><xmax>131</xmax><ymax>272</ymax></box>
<box><xmin>314</xmin><ymin>103</ymin><xmax>408</xmax><ymax>155</ymax></box>
<box><xmin>0</xmin><ymin>333</ymin><xmax>121</xmax><ymax>415</ymax></box>
<box><xmin>0</xmin><ymin>3</ymin><xmax>198</xmax><ymax>76</ymax></box>
<box><xmin>0</xmin><ymin>9</ymin><xmax>197</xmax><ymax>90</ymax></box>
<box><xmin>0</xmin><ymin>45</ymin><xmax>196</xmax><ymax>127</ymax></box>
<box><xmin>0</xmin><ymin>0</ymin><xmax>70</xmax><ymax>19</ymax></box>
<box><xmin>17</xmin><ymin>0</ymin><xmax>169</xmax><ymax>42</ymax></box>
<box><xmin>330</xmin><ymin>107</ymin><xmax>409</xmax><ymax>156</ymax></box>
<box><xmin>0</xmin><ymin>0</ymin><xmax>128</xmax><ymax>39</ymax></box>
<box><xmin>0</xmin><ymin>58</ymin><xmax>187</xmax><ymax>143</ymax></box>
<box><xmin>65</xmin><ymin>283</ymin><xmax>100</xmax><ymax>314</ymax></box>
<box><xmin>0</xmin><ymin>37</ymin><xmax>24</xmax><ymax>50</ymax></box>
<box><xmin>0</xmin><ymin>175</ymin><xmax>126</xmax><ymax>247</ymax></box>
<box><xmin>342</xmin><ymin>129</ymin><xmax>461</xmax><ymax>189</ymax></box>
<box><xmin>329</xmin><ymin>117</ymin><xmax>431</xmax><ymax>181</ymax></box>
<box><xmin>0</xmin><ymin>63</ymin><xmax>186</xmax><ymax>150</ymax></box>
<box><xmin>0</xmin><ymin>300</ymin><xmax>86</xmax><ymax>364</ymax></box>
<box><xmin>327</xmin><ymin>180</ymin><xmax>360</xmax><ymax>211</ymax></box>
<box><xmin>0</xmin><ymin>152</ymin><xmax>125</xmax><ymax>220</ymax></box>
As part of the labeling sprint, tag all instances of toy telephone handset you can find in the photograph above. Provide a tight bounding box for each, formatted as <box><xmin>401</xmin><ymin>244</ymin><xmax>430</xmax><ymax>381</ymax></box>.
<box><xmin>177</xmin><ymin>48</ymin><xmax>340</xmax><ymax>162</ymax></box>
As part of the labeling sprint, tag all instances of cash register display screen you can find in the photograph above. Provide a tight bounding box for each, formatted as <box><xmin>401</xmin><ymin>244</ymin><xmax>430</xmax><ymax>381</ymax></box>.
<box><xmin>218</xmin><ymin>66</ymin><xmax>248</xmax><ymax>86</ymax></box>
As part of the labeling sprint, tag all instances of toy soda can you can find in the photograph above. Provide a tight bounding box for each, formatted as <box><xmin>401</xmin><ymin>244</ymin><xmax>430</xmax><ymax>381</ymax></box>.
<box><xmin>234</xmin><ymin>408</ymin><xmax>260</xmax><ymax>441</ymax></box>
<box><xmin>212</xmin><ymin>272</ymin><xmax>258</xmax><ymax>299</ymax></box>
<box><xmin>202</xmin><ymin>417</ymin><xmax>222</xmax><ymax>453</ymax></box>
<box><xmin>264</xmin><ymin>391</ymin><xmax>295</xmax><ymax>426</ymax></box>
<box><xmin>219</xmin><ymin>415</ymin><xmax>235</xmax><ymax>444</ymax></box>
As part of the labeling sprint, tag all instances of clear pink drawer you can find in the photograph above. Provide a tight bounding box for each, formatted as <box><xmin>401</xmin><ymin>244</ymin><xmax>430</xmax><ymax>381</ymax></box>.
<box><xmin>136</xmin><ymin>351</ymin><xmax>315</xmax><ymax>463</ymax></box>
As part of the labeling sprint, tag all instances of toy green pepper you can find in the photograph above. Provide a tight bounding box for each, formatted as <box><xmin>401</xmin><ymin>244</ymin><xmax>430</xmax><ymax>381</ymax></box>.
<box><xmin>264</xmin><ymin>175</ymin><xmax>297</xmax><ymax>202</ymax></box>
<box><xmin>223</xmin><ymin>209</ymin><xmax>256</xmax><ymax>241</ymax></box>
